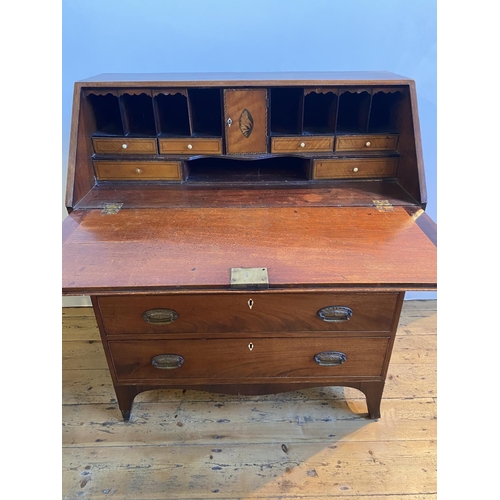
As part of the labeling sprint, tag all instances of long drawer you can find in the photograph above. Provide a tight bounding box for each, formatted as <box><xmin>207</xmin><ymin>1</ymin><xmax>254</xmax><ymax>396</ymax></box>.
<box><xmin>94</xmin><ymin>160</ymin><xmax>183</xmax><ymax>180</ymax></box>
<box><xmin>312</xmin><ymin>157</ymin><xmax>398</xmax><ymax>179</ymax></box>
<box><xmin>109</xmin><ymin>336</ymin><xmax>390</xmax><ymax>382</ymax></box>
<box><xmin>97</xmin><ymin>292</ymin><xmax>400</xmax><ymax>335</ymax></box>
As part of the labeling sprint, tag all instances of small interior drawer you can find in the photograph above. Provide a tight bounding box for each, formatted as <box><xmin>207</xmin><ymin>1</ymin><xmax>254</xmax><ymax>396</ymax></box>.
<box><xmin>97</xmin><ymin>292</ymin><xmax>400</xmax><ymax>335</ymax></box>
<box><xmin>92</xmin><ymin>138</ymin><xmax>158</xmax><ymax>155</ymax></box>
<box><xmin>271</xmin><ymin>136</ymin><xmax>334</xmax><ymax>153</ymax></box>
<box><xmin>94</xmin><ymin>160</ymin><xmax>183</xmax><ymax>181</ymax></box>
<box><xmin>109</xmin><ymin>336</ymin><xmax>390</xmax><ymax>382</ymax></box>
<box><xmin>312</xmin><ymin>157</ymin><xmax>398</xmax><ymax>180</ymax></box>
<box><xmin>158</xmin><ymin>138</ymin><xmax>222</xmax><ymax>155</ymax></box>
<box><xmin>335</xmin><ymin>134</ymin><xmax>398</xmax><ymax>152</ymax></box>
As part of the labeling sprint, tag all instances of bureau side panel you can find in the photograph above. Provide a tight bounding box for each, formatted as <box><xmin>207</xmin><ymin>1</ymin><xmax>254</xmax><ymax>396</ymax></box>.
<box><xmin>90</xmin><ymin>296</ymin><xmax>121</xmax><ymax>386</ymax></box>
<box><xmin>395</xmin><ymin>82</ymin><xmax>426</xmax><ymax>206</ymax></box>
<box><xmin>66</xmin><ymin>83</ymin><xmax>97</xmax><ymax>211</ymax></box>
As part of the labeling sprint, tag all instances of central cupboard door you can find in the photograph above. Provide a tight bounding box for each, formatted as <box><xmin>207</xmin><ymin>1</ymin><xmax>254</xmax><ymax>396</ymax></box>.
<box><xmin>224</xmin><ymin>89</ymin><xmax>268</xmax><ymax>154</ymax></box>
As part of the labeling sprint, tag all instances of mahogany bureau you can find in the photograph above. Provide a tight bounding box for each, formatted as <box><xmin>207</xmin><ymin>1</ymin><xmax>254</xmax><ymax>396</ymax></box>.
<box><xmin>62</xmin><ymin>71</ymin><xmax>437</xmax><ymax>422</ymax></box>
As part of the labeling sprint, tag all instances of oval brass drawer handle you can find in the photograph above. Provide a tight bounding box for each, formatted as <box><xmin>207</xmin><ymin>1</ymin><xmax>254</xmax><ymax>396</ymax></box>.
<box><xmin>142</xmin><ymin>308</ymin><xmax>179</xmax><ymax>324</ymax></box>
<box><xmin>317</xmin><ymin>306</ymin><xmax>353</xmax><ymax>322</ymax></box>
<box><xmin>314</xmin><ymin>351</ymin><xmax>347</xmax><ymax>366</ymax></box>
<box><xmin>151</xmin><ymin>354</ymin><xmax>184</xmax><ymax>370</ymax></box>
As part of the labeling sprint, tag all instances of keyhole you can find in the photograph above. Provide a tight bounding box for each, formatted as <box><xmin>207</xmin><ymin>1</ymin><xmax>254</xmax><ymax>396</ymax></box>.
<box><xmin>248</xmin><ymin>342</ymin><xmax>254</xmax><ymax>351</ymax></box>
<box><xmin>248</xmin><ymin>299</ymin><xmax>254</xmax><ymax>310</ymax></box>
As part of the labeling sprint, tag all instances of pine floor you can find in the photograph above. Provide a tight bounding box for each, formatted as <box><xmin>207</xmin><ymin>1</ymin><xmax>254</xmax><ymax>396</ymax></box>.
<box><xmin>62</xmin><ymin>300</ymin><xmax>437</xmax><ymax>500</ymax></box>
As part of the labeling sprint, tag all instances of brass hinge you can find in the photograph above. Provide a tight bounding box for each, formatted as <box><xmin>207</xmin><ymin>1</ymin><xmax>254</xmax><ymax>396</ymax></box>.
<box><xmin>411</xmin><ymin>208</ymin><xmax>425</xmax><ymax>220</ymax></box>
<box><xmin>373</xmin><ymin>200</ymin><xmax>394</xmax><ymax>212</ymax></box>
<box><xmin>230</xmin><ymin>267</ymin><xmax>269</xmax><ymax>289</ymax></box>
<box><xmin>101</xmin><ymin>203</ymin><xmax>123</xmax><ymax>214</ymax></box>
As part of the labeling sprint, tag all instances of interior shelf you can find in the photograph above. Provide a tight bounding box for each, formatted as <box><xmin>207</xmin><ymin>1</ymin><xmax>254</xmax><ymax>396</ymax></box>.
<box><xmin>337</xmin><ymin>90</ymin><xmax>371</xmax><ymax>133</ymax></box>
<box><xmin>303</xmin><ymin>90</ymin><xmax>338</xmax><ymax>134</ymax></box>
<box><xmin>188</xmin><ymin>88</ymin><xmax>222</xmax><ymax>136</ymax></box>
<box><xmin>86</xmin><ymin>86</ymin><xmax>406</xmax><ymax>139</ymax></box>
<box><xmin>368</xmin><ymin>90</ymin><xmax>403</xmax><ymax>133</ymax></box>
<box><xmin>186</xmin><ymin>156</ymin><xmax>310</xmax><ymax>183</ymax></box>
<box><xmin>120</xmin><ymin>92</ymin><xmax>156</xmax><ymax>136</ymax></box>
<box><xmin>155</xmin><ymin>91</ymin><xmax>191</xmax><ymax>137</ymax></box>
<box><xmin>88</xmin><ymin>93</ymin><xmax>124</xmax><ymax>136</ymax></box>
<box><xmin>77</xmin><ymin>178</ymin><xmax>418</xmax><ymax>210</ymax></box>
<box><xmin>270</xmin><ymin>88</ymin><xmax>304</xmax><ymax>135</ymax></box>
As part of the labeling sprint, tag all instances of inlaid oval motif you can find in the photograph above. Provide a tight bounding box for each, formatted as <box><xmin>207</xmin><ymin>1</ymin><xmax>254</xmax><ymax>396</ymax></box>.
<box><xmin>239</xmin><ymin>108</ymin><xmax>254</xmax><ymax>138</ymax></box>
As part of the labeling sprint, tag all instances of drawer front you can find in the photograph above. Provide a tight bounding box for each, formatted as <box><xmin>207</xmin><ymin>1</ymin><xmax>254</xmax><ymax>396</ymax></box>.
<box><xmin>97</xmin><ymin>292</ymin><xmax>399</xmax><ymax>335</ymax></box>
<box><xmin>335</xmin><ymin>134</ymin><xmax>398</xmax><ymax>152</ymax></box>
<box><xmin>158</xmin><ymin>138</ymin><xmax>222</xmax><ymax>155</ymax></box>
<box><xmin>93</xmin><ymin>138</ymin><xmax>158</xmax><ymax>155</ymax></box>
<box><xmin>271</xmin><ymin>136</ymin><xmax>334</xmax><ymax>153</ymax></box>
<box><xmin>109</xmin><ymin>336</ymin><xmax>390</xmax><ymax>381</ymax></box>
<box><xmin>312</xmin><ymin>158</ymin><xmax>398</xmax><ymax>179</ymax></box>
<box><xmin>94</xmin><ymin>161</ymin><xmax>183</xmax><ymax>181</ymax></box>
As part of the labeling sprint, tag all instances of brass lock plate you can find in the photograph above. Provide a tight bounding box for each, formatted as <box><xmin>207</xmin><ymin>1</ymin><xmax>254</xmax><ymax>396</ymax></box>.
<box><xmin>230</xmin><ymin>267</ymin><xmax>269</xmax><ymax>289</ymax></box>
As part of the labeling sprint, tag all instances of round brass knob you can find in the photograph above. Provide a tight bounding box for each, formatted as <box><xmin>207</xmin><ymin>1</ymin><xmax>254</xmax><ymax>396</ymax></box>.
<box><xmin>122</xmin><ymin>143</ymin><xmax>128</xmax><ymax>149</ymax></box>
<box><xmin>300</xmin><ymin>142</ymin><xmax>306</xmax><ymax>148</ymax></box>
<box><xmin>353</xmin><ymin>167</ymin><xmax>359</xmax><ymax>172</ymax></box>
<box><xmin>365</xmin><ymin>141</ymin><xmax>371</xmax><ymax>147</ymax></box>
<box><xmin>135</xmin><ymin>168</ymin><xmax>142</xmax><ymax>173</ymax></box>
<box><xmin>187</xmin><ymin>144</ymin><xmax>193</xmax><ymax>150</ymax></box>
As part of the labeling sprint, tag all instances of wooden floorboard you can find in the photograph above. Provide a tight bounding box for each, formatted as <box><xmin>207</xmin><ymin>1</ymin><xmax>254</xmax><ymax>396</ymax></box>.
<box><xmin>62</xmin><ymin>300</ymin><xmax>437</xmax><ymax>500</ymax></box>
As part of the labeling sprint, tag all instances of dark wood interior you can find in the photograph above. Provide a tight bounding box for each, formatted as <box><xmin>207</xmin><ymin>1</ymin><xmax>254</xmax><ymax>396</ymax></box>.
<box><xmin>154</xmin><ymin>91</ymin><xmax>191</xmax><ymax>136</ymax></box>
<box><xmin>303</xmin><ymin>89</ymin><xmax>338</xmax><ymax>134</ymax></box>
<box><xmin>66</xmin><ymin>73</ymin><xmax>426</xmax><ymax>211</ymax></box>
<box><xmin>270</xmin><ymin>87</ymin><xmax>304</xmax><ymax>135</ymax></box>
<box><xmin>188</xmin><ymin>87</ymin><xmax>223</xmax><ymax>136</ymax></box>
